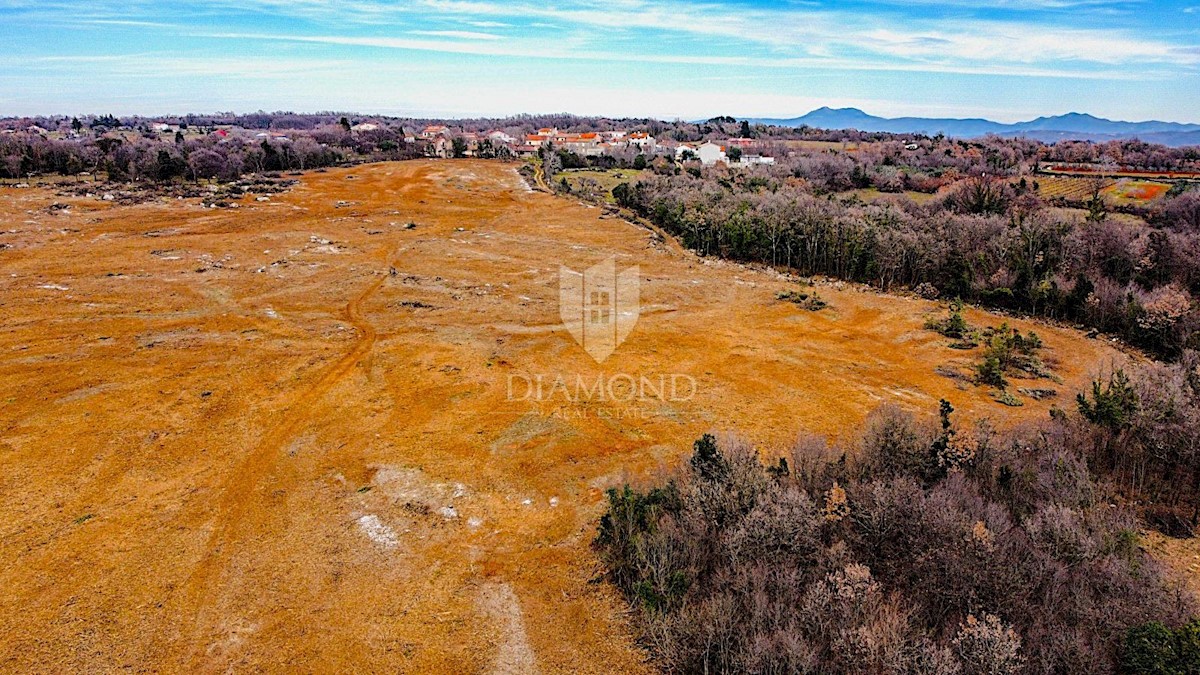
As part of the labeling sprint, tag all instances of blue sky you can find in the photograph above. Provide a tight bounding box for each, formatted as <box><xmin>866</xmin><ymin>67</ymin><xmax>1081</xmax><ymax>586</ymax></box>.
<box><xmin>1</xmin><ymin>0</ymin><xmax>1198</xmax><ymax>122</ymax></box>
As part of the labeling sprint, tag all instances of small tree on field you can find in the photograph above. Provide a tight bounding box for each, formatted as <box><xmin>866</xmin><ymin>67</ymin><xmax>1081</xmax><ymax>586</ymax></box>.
<box><xmin>1077</xmin><ymin>369</ymin><xmax>1139</xmax><ymax>430</ymax></box>
<box><xmin>926</xmin><ymin>298</ymin><xmax>973</xmax><ymax>340</ymax></box>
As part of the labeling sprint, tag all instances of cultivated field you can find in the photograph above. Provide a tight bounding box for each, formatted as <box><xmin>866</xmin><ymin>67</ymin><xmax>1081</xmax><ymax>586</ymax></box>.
<box><xmin>1034</xmin><ymin>174</ymin><xmax>1112</xmax><ymax>201</ymax></box>
<box><xmin>0</xmin><ymin>161</ymin><xmax>1132</xmax><ymax>672</ymax></box>
<box><xmin>1104</xmin><ymin>178</ymin><xmax>1172</xmax><ymax>205</ymax></box>
<box><xmin>1035</xmin><ymin>173</ymin><xmax>1176</xmax><ymax>206</ymax></box>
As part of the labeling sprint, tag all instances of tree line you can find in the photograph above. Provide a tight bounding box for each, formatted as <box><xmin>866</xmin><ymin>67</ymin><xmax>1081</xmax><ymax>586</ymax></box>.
<box><xmin>615</xmin><ymin>169</ymin><xmax>1200</xmax><ymax>359</ymax></box>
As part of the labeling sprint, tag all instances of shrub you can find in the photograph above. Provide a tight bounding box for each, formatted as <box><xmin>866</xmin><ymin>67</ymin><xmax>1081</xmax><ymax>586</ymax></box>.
<box><xmin>1122</xmin><ymin>620</ymin><xmax>1200</xmax><ymax>675</ymax></box>
<box><xmin>927</xmin><ymin>298</ymin><xmax>974</xmax><ymax>340</ymax></box>
<box><xmin>954</xmin><ymin>614</ymin><xmax>1025</xmax><ymax>675</ymax></box>
<box><xmin>1077</xmin><ymin>368</ymin><xmax>1139</xmax><ymax>430</ymax></box>
<box><xmin>978</xmin><ymin>354</ymin><xmax>1008</xmax><ymax>388</ymax></box>
<box><xmin>777</xmin><ymin>289</ymin><xmax>828</xmax><ymax>311</ymax></box>
<box><xmin>973</xmin><ymin>323</ymin><xmax>1051</xmax><ymax>390</ymax></box>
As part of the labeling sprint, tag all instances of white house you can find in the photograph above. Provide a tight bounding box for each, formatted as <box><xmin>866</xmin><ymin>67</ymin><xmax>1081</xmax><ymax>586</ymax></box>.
<box><xmin>427</xmin><ymin>135</ymin><xmax>451</xmax><ymax>158</ymax></box>
<box><xmin>487</xmin><ymin>130</ymin><xmax>516</xmax><ymax>144</ymax></box>
<box><xmin>675</xmin><ymin>143</ymin><xmax>698</xmax><ymax>161</ymax></box>
<box><xmin>696</xmin><ymin>141</ymin><xmax>728</xmax><ymax>166</ymax></box>
<box><xmin>626</xmin><ymin>131</ymin><xmax>656</xmax><ymax>153</ymax></box>
<box><xmin>351</xmin><ymin>123</ymin><xmax>380</xmax><ymax>132</ymax></box>
<box><xmin>738</xmin><ymin>155</ymin><xmax>776</xmax><ymax>167</ymax></box>
<box><xmin>420</xmin><ymin>125</ymin><xmax>449</xmax><ymax>139</ymax></box>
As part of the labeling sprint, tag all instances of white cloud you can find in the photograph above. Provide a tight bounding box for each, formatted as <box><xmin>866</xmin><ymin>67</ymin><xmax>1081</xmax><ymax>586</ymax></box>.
<box><xmin>15</xmin><ymin>0</ymin><xmax>1199</xmax><ymax>72</ymax></box>
<box><xmin>859</xmin><ymin>25</ymin><xmax>1187</xmax><ymax>65</ymax></box>
<box><xmin>192</xmin><ymin>30</ymin><xmax>1161</xmax><ymax>80</ymax></box>
<box><xmin>408</xmin><ymin>30</ymin><xmax>503</xmax><ymax>40</ymax></box>
<box><xmin>408</xmin><ymin>0</ymin><xmax>1197</xmax><ymax>68</ymax></box>
<box><xmin>4</xmin><ymin>0</ymin><xmax>1198</xmax><ymax>120</ymax></box>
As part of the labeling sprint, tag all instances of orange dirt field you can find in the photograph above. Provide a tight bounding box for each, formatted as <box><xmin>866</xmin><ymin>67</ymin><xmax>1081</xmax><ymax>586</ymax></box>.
<box><xmin>0</xmin><ymin>160</ymin><xmax>1133</xmax><ymax>672</ymax></box>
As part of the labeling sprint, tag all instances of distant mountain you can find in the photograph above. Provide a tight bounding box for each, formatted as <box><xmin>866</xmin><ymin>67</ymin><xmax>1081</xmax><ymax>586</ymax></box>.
<box><xmin>746</xmin><ymin>107</ymin><xmax>1200</xmax><ymax>146</ymax></box>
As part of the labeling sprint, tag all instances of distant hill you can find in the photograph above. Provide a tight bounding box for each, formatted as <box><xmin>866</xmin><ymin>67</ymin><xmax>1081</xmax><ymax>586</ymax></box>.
<box><xmin>746</xmin><ymin>107</ymin><xmax>1200</xmax><ymax>147</ymax></box>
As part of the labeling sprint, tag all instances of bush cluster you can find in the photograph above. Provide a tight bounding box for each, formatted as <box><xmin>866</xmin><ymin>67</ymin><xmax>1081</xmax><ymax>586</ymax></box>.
<box><xmin>596</xmin><ymin>392</ymin><xmax>1199</xmax><ymax>674</ymax></box>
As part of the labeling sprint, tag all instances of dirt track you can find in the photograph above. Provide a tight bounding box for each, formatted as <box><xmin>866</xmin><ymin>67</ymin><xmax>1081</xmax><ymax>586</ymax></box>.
<box><xmin>0</xmin><ymin>161</ymin><xmax>1128</xmax><ymax>672</ymax></box>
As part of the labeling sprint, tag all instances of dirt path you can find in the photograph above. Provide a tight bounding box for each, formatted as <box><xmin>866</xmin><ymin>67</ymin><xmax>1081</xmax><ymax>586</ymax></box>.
<box><xmin>478</xmin><ymin>582</ymin><xmax>540</xmax><ymax>675</ymax></box>
<box><xmin>0</xmin><ymin>160</ymin><xmax>1131</xmax><ymax>673</ymax></box>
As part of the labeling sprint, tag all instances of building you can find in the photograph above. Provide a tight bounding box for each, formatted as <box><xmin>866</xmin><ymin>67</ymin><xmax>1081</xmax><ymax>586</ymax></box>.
<box><xmin>420</xmin><ymin>125</ymin><xmax>449</xmax><ymax>139</ymax></box>
<box><xmin>557</xmin><ymin>132</ymin><xmax>603</xmax><ymax>155</ymax></box>
<box><xmin>626</xmin><ymin>131</ymin><xmax>656</xmax><ymax>153</ymax></box>
<box><xmin>426</xmin><ymin>135</ymin><xmax>451</xmax><ymax>158</ymax></box>
<box><xmin>696</xmin><ymin>141</ymin><xmax>728</xmax><ymax>165</ymax></box>
<box><xmin>738</xmin><ymin>155</ymin><xmax>776</xmax><ymax>167</ymax></box>
<box><xmin>486</xmin><ymin>130</ymin><xmax>516</xmax><ymax>144</ymax></box>
<box><xmin>351</xmin><ymin>123</ymin><xmax>380</xmax><ymax>132</ymax></box>
<box><xmin>522</xmin><ymin>131</ymin><xmax>606</xmax><ymax>156</ymax></box>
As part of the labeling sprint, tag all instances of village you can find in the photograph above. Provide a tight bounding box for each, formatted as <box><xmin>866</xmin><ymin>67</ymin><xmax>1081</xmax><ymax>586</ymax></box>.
<box><xmin>3</xmin><ymin>116</ymin><xmax>779</xmax><ymax>170</ymax></box>
<box><xmin>411</xmin><ymin>123</ymin><xmax>777</xmax><ymax>167</ymax></box>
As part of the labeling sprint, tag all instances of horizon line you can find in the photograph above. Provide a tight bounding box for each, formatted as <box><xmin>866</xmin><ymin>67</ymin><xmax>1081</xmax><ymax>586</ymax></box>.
<box><xmin>4</xmin><ymin>106</ymin><xmax>1200</xmax><ymax>127</ymax></box>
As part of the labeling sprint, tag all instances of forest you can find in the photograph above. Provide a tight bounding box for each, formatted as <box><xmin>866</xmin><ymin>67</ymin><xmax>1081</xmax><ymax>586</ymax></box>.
<box><xmin>596</xmin><ymin>360</ymin><xmax>1200</xmax><ymax>673</ymax></box>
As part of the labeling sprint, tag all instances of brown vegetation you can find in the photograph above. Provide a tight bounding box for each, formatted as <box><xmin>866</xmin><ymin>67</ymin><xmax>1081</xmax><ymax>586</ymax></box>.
<box><xmin>595</xmin><ymin>395</ymin><xmax>1199</xmax><ymax>673</ymax></box>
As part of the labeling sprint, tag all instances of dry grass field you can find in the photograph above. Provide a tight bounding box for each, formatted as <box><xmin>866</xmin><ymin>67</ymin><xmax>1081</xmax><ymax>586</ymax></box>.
<box><xmin>0</xmin><ymin>160</ymin><xmax>1140</xmax><ymax>672</ymax></box>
